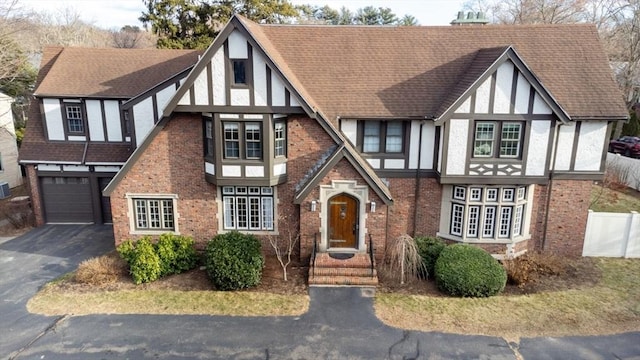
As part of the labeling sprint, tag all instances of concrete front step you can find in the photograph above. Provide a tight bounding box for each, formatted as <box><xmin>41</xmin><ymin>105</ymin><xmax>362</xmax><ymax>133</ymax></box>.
<box><xmin>309</xmin><ymin>275</ymin><xmax>379</xmax><ymax>286</ymax></box>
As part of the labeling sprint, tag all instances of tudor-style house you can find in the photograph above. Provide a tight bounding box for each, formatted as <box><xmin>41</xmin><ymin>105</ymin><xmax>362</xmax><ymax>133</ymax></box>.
<box><xmin>21</xmin><ymin>16</ymin><xmax>627</xmax><ymax>285</ymax></box>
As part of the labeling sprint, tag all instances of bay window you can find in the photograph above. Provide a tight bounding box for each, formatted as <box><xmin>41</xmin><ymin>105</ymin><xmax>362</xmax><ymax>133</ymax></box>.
<box><xmin>448</xmin><ymin>185</ymin><xmax>528</xmax><ymax>241</ymax></box>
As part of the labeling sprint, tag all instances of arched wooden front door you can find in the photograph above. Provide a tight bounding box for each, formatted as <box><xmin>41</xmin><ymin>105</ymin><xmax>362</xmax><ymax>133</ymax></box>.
<box><xmin>328</xmin><ymin>193</ymin><xmax>358</xmax><ymax>249</ymax></box>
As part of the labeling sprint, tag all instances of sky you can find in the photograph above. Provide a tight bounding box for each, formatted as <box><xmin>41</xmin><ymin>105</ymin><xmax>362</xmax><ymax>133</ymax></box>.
<box><xmin>18</xmin><ymin>0</ymin><xmax>468</xmax><ymax>30</ymax></box>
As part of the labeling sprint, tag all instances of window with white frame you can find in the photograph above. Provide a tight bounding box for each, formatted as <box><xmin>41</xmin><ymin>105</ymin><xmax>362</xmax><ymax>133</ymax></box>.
<box><xmin>222</xmin><ymin>186</ymin><xmax>274</xmax><ymax>231</ymax></box>
<box><xmin>274</xmin><ymin>120</ymin><xmax>286</xmax><ymax>157</ymax></box>
<box><xmin>133</xmin><ymin>198</ymin><xmax>175</xmax><ymax>231</ymax></box>
<box><xmin>65</xmin><ymin>103</ymin><xmax>84</xmax><ymax>133</ymax></box>
<box><xmin>223</xmin><ymin>122</ymin><xmax>263</xmax><ymax>160</ymax></box>
<box><xmin>449</xmin><ymin>185</ymin><xmax>528</xmax><ymax>240</ymax></box>
<box><xmin>473</xmin><ymin>121</ymin><xmax>523</xmax><ymax>158</ymax></box>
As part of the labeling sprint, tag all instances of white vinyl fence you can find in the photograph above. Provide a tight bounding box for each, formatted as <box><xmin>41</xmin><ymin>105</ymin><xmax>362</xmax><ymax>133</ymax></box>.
<box><xmin>607</xmin><ymin>153</ymin><xmax>640</xmax><ymax>191</ymax></box>
<box><xmin>583</xmin><ymin>210</ymin><xmax>640</xmax><ymax>258</ymax></box>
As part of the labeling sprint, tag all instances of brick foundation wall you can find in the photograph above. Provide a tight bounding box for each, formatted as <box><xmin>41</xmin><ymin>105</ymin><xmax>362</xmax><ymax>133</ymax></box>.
<box><xmin>542</xmin><ymin>179</ymin><xmax>592</xmax><ymax>257</ymax></box>
<box><xmin>110</xmin><ymin>114</ymin><xmax>218</xmax><ymax>247</ymax></box>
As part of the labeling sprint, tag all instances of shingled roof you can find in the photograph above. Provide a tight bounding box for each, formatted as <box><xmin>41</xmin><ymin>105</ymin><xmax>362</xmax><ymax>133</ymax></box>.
<box><xmin>238</xmin><ymin>18</ymin><xmax>627</xmax><ymax>122</ymax></box>
<box><xmin>34</xmin><ymin>47</ymin><xmax>201</xmax><ymax>98</ymax></box>
<box><xmin>21</xmin><ymin>47</ymin><xmax>202</xmax><ymax>163</ymax></box>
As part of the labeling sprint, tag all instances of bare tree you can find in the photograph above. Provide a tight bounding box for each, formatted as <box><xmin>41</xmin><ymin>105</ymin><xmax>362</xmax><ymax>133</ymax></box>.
<box><xmin>111</xmin><ymin>25</ymin><xmax>154</xmax><ymax>49</ymax></box>
<box><xmin>267</xmin><ymin>212</ymin><xmax>299</xmax><ymax>281</ymax></box>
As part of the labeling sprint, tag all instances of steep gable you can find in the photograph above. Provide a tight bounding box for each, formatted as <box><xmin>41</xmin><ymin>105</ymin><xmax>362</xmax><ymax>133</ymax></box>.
<box><xmin>438</xmin><ymin>46</ymin><xmax>569</xmax><ymax>123</ymax></box>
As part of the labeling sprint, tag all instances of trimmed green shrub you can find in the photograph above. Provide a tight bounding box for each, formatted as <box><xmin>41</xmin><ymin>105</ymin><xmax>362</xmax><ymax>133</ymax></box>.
<box><xmin>170</xmin><ymin>235</ymin><xmax>199</xmax><ymax>273</ymax></box>
<box><xmin>116</xmin><ymin>234</ymin><xmax>198</xmax><ymax>284</ymax></box>
<box><xmin>116</xmin><ymin>240</ymin><xmax>136</xmax><ymax>265</ymax></box>
<box><xmin>205</xmin><ymin>231</ymin><xmax>264</xmax><ymax>291</ymax></box>
<box><xmin>156</xmin><ymin>234</ymin><xmax>177</xmax><ymax>277</ymax></box>
<box><xmin>415</xmin><ymin>236</ymin><xmax>446</xmax><ymax>279</ymax></box>
<box><xmin>434</xmin><ymin>244</ymin><xmax>507</xmax><ymax>297</ymax></box>
<box><xmin>129</xmin><ymin>237</ymin><xmax>162</xmax><ymax>284</ymax></box>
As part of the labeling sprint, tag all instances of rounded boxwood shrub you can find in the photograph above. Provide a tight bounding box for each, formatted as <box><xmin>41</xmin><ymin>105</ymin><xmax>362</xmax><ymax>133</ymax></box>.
<box><xmin>434</xmin><ymin>244</ymin><xmax>507</xmax><ymax>297</ymax></box>
<box><xmin>205</xmin><ymin>231</ymin><xmax>264</xmax><ymax>291</ymax></box>
<box><xmin>129</xmin><ymin>237</ymin><xmax>162</xmax><ymax>285</ymax></box>
<box><xmin>415</xmin><ymin>236</ymin><xmax>446</xmax><ymax>279</ymax></box>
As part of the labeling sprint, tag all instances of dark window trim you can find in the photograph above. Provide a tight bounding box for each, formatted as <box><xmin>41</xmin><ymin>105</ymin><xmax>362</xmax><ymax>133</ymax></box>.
<box><xmin>472</xmin><ymin>120</ymin><xmax>525</xmax><ymax>160</ymax></box>
<box><xmin>62</xmin><ymin>101</ymin><xmax>87</xmax><ymax>137</ymax></box>
<box><xmin>221</xmin><ymin>120</ymin><xmax>264</xmax><ymax>161</ymax></box>
<box><xmin>132</xmin><ymin>198</ymin><xmax>176</xmax><ymax>231</ymax></box>
<box><xmin>356</xmin><ymin>120</ymin><xmax>408</xmax><ymax>156</ymax></box>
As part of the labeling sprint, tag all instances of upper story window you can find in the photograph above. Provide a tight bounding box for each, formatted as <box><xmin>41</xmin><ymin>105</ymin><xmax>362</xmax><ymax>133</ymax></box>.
<box><xmin>274</xmin><ymin>120</ymin><xmax>286</xmax><ymax>157</ymax></box>
<box><xmin>473</xmin><ymin>121</ymin><xmax>523</xmax><ymax>158</ymax></box>
<box><xmin>65</xmin><ymin>103</ymin><xmax>84</xmax><ymax>133</ymax></box>
<box><xmin>224</xmin><ymin>122</ymin><xmax>240</xmax><ymax>158</ymax></box>
<box><xmin>245</xmin><ymin>123</ymin><xmax>262</xmax><ymax>159</ymax></box>
<box><xmin>204</xmin><ymin>117</ymin><xmax>214</xmax><ymax>158</ymax></box>
<box><xmin>233</xmin><ymin>60</ymin><xmax>247</xmax><ymax>85</ymax></box>
<box><xmin>223</xmin><ymin>121</ymin><xmax>262</xmax><ymax>160</ymax></box>
<box><xmin>122</xmin><ymin>110</ymin><xmax>132</xmax><ymax>137</ymax></box>
<box><xmin>361</xmin><ymin>121</ymin><xmax>405</xmax><ymax>154</ymax></box>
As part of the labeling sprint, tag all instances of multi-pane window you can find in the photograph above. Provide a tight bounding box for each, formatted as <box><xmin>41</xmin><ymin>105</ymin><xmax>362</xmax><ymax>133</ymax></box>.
<box><xmin>222</xmin><ymin>122</ymin><xmax>264</xmax><ymax>160</ymax></box>
<box><xmin>222</xmin><ymin>186</ymin><xmax>274</xmax><ymax>231</ymax></box>
<box><xmin>473</xmin><ymin>121</ymin><xmax>523</xmax><ymax>158</ymax></box>
<box><xmin>134</xmin><ymin>198</ymin><xmax>175</xmax><ymax>230</ymax></box>
<box><xmin>500</xmin><ymin>123</ymin><xmax>522</xmax><ymax>157</ymax></box>
<box><xmin>224</xmin><ymin>122</ymin><xmax>240</xmax><ymax>158</ymax></box>
<box><xmin>245</xmin><ymin>123</ymin><xmax>262</xmax><ymax>159</ymax></box>
<box><xmin>449</xmin><ymin>185</ymin><xmax>528</xmax><ymax>240</ymax></box>
<box><xmin>274</xmin><ymin>121</ymin><xmax>286</xmax><ymax>157</ymax></box>
<box><xmin>473</xmin><ymin>123</ymin><xmax>494</xmax><ymax>157</ymax></box>
<box><xmin>361</xmin><ymin>121</ymin><xmax>404</xmax><ymax>154</ymax></box>
<box><xmin>65</xmin><ymin>104</ymin><xmax>84</xmax><ymax>133</ymax></box>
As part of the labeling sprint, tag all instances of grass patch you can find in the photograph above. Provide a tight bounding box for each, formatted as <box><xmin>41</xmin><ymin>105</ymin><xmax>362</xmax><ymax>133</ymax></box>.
<box><xmin>375</xmin><ymin>258</ymin><xmax>640</xmax><ymax>340</ymax></box>
<box><xmin>28</xmin><ymin>288</ymin><xmax>308</xmax><ymax>316</ymax></box>
<box><xmin>590</xmin><ymin>184</ymin><xmax>640</xmax><ymax>212</ymax></box>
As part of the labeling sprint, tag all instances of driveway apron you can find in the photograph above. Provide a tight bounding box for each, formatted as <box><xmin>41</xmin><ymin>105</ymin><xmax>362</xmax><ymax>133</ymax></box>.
<box><xmin>0</xmin><ymin>225</ymin><xmax>114</xmax><ymax>358</ymax></box>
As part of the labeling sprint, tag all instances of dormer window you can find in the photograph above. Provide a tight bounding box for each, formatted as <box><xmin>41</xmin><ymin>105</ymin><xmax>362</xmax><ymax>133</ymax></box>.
<box><xmin>233</xmin><ymin>60</ymin><xmax>247</xmax><ymax>85</ymax></box>
<box><xmin>65</xmin><ymin>103</ymin><xmax>84</xmax><ymax>133</ymax></box>
<box><xmin>360</xmin><ymin>121</ymin><xmax>405</xmax><ymax>154</ymax></box>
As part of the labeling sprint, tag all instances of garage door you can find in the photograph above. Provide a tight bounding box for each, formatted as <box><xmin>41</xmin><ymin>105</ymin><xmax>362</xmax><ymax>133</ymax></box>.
<box><xmin>41</xmin><ymin>176</ymin><xmax>93</xmax><ymax>223</ymax></box>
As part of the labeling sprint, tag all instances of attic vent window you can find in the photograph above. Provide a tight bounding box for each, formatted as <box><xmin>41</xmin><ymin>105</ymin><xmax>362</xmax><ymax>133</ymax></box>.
<box><xmin>233</xmin><ymin>60</ymin><xmax>247</xmax><ymax>85</ymax></box>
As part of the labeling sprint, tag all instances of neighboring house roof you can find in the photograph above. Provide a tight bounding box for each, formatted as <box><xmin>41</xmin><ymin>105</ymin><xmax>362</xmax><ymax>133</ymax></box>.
<box><xmin>239</xmin><ymin>20</ymin><xmax>627</xmax><ymax>122</ymax></box>
<box><xmin>34</xmin><ymin>47</ymin><xmax>202</xmax><ymax>98</ymax></box>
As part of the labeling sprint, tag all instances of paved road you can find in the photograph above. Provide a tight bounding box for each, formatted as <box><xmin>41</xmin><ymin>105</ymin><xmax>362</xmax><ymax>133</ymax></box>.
<box><xmin>1</xmin><ymin>225</ymin><xmax>639</xmax><ymax>359</ymax></box>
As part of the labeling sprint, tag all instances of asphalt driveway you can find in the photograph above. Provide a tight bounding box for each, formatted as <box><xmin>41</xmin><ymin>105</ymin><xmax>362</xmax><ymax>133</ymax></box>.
<box><xmin>1</xmin><ymin>225</ymin><xmax>639</xmax><ymax>359</ymax></box>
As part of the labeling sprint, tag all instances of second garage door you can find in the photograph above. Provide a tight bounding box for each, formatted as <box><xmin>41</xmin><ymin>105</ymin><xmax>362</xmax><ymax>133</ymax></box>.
<box><xmin>41</xmin><ymin>176</ymin><xmax>93</xmax><ymax>223</ymax></box>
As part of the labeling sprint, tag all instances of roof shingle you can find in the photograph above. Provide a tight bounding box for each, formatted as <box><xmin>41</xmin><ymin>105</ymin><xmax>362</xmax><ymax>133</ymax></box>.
<box><xmin>241</xmin><ymin>20</ymin><xmax>627</xmax><ymax>122</ymax></box>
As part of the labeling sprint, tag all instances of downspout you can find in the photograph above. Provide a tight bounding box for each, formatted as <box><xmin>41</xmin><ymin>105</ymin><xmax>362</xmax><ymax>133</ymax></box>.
<box><xmin>81</xmin><ymin>141</ymin><xmax>89</xmax><ymax>165</ymax></box>
<box><xmin>541</xmin><ymin>121</ymin><xmax>561</xmax><ymax>251</ymax></box>
<box><xmin>412</xmin><ymin>120</ymin><xmax>425</xmax><ymax>236</ymax></box>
